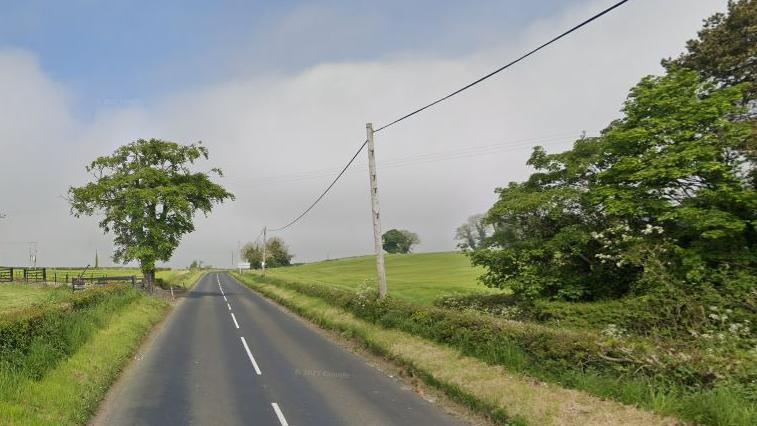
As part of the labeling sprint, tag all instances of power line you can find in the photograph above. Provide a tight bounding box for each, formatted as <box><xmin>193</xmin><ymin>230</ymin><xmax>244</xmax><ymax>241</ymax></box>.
<box><xmin>236</xmin><ymin>132</ymin><xmax>578</xmax><ymax>186</ymax></box>
<box><xmin>373</xmin><ymin>0</ymin><xmax>630</xmax><ymax>133</ymax></box>
<box><xmin>269</xmin><ymin>139</ymin><xmax>368</xmax><ymax>232</ymax></box>
<box><xmin>268</xmin><ymin>0</ymin><xmax>630</xmax><ymax>232</ymax></box>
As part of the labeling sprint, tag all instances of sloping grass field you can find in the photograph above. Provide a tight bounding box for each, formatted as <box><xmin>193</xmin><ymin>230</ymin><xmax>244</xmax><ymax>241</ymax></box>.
<box><xmin>261</xmin><ymin>252</ymin><xmax>499</xmax><ymax>304</ymax></box>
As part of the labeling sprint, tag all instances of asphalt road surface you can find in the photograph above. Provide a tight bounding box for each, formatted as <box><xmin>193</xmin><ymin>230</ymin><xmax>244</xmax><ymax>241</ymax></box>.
<box><xmin>93</xmin><ymin>272</ymin><xmax>463</xmax><ymax>426</ymax></box>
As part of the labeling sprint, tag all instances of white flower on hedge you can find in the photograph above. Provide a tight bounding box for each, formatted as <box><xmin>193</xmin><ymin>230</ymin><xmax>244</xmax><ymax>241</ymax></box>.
<box><xmin>641</xmin><ymin>224</ymin><xmax>665</xmax><ymax>235</ymax></box>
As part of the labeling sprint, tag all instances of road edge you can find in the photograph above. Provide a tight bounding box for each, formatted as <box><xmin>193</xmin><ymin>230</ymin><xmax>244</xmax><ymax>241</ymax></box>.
<box><xmin>227</xmin><ymin>272</ymin><xmax>498</xmax><ymax>426</ymax></box>
<box><xmin>89</xmin><ymin>271</ymin><xmax>207</xmax><ymax>425</ymax></box>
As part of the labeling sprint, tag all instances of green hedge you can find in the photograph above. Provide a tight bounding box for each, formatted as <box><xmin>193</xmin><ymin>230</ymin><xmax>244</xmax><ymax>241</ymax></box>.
<box><xmin>434</xmin><ymin>291</ymin><xmax>755</xmax><ymax>342</ymax></box>
<box><xmin>0</xmin><ymin>286</ymin><xmax>138</xmax><ymax>379</ymax></box>
<box><xmin>244</xmin><ymin>276</ymin><xmax>755</xmax><ymax>407</ymax></box>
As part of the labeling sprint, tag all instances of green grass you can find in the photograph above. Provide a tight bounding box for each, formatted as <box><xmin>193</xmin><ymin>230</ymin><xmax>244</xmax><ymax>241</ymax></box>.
<box><xmin>0</xmin><ymin>285</ymin><xmax>70</xmax><ymax>314</ymax></box>
<box><xmin>260</xmin><ymin>252</ymin><xmax>499</xmax><ymax>304</ymax></box>
<box><xmin>0</xmin><ymin>271</ymin><xmax>204</xmax><ymax>424</ymax></box>
<box><xmin>46</xmin><ymin>268</ymin><xmax>190</xmax><ymax>282</ymax></box>
<box><xmin>0</xmin><ymin>269</ymin><xmax>198</xmax><ymax>314</ymax></box>
<box><xmin>0</xmin><ymin>292</ymin><xmax>168</xmax><ymax>425</ymax></box>
<box><xmin>156</xmin><ymin>269</ymin><xmax>205</xmax><ymax>289</ymax></box>
<box><xmin>43</xmin><ymin>268</ymin><xmax>141</xmax><ymax>283</ymax></box>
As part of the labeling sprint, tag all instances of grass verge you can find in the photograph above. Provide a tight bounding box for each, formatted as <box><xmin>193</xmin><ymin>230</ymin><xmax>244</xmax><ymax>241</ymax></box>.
<box><xmin>156</xmin><ymin>269</ymin><xmax>205</xmax><ymax>290</ymax></box>
<box><xmin>231</xmin><ymin>273</ymin><xmax>678</xmax><ymax>426</ymax></box>
<box><xmin>0</xmin><ymin>284</ymin><xmax>179</xmax><ymax>425</ymax></box>
<box><xmin>0</xmin><ymin>296</ymin><xmax>168</xmax><ymax>425</ymax></box>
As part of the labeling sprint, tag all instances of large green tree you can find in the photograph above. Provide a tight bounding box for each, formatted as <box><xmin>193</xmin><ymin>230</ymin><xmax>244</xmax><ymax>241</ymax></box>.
<box><xmin>470</xmin><ymin>2</ymin><xmax>756</xmax><ymax>302</ymax></box>
<box><xmin>595</xmin><ymin>70</ymin><xmax>754</xmax><ymax>269</ymax></box>
<box><xmin>471</xmin><ymin>69</ymin><xmax>754</xmax><ymax>301</ymax></box>
<box><xmin>68</xmin><ymin>139</ymin><xmax>234</xmax><ymax>289</ymax></box>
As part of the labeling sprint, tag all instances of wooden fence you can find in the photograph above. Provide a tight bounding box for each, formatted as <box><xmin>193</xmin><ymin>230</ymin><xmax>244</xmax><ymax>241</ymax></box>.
<box><xmin>0</xmin><ymin>267</ymin><xmax>47</xmax><ymax>283</ymax></box>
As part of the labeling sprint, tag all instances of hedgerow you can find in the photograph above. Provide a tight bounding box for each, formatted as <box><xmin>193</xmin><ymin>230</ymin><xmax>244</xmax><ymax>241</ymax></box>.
<box><xmin>0</xmin><ymin>286</ymin><xmax>138</xmax><ymax>380</ymax></box>
<box><xmin>244</xmin><ymin>275</ymin><xmax>755</xmax><ymax>417</ymax></box>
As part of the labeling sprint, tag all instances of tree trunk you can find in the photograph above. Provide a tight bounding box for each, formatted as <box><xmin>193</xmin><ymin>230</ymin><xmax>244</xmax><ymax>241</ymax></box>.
<box><xmin>141</xmin><ymin>262</ymin><xmax>156</xmax><ymax>294</ymax></box>
<box><xmin>144</xmin><ymin>269</ymin><xmax>155</xmax><ymax>293</ymax></box>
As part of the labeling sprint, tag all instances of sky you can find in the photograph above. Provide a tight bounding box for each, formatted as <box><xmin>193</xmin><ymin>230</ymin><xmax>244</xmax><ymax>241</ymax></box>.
<box><xmin>0</xmin><ymin>0</ymin><xmax>730</xmax><ymax>268</ymax></box>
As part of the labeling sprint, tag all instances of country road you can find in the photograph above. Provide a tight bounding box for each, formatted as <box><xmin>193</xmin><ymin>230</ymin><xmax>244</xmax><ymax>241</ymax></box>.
<box><xmin>93</xmin><ymin>272</ymin><xmax>463</xmax><ymax>426</ymax></box>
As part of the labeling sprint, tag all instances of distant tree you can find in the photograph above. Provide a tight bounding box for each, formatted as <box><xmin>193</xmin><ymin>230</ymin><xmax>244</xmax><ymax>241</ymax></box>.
<box><xmin>455</xmin><ymin>214</ymin><xmax>491</xmax><ymax>251</ymax></box>
<box><xmin>68</xmin><ymin>139</ymin><xmax>234</xmax><ymax>290</ymax></box>
<box><xmin>188</xmin><ymin>260</ymin><xmax>204</xmax><ymax>270</ymax></box>
<box><xmin>241</xmin><ymin>243</ymin><xmax>263</xmax><ymax>269</ymax></box>
<box><xmin>266</xmin><ymin>237</ymin><xmax>293</xmax><ymax>267</ymax></box>
<box><xmin>382</xmin><ymin>229</ymin><xmax>420</xmax><ymax>254</ymax></box>
<box><xmin>242</xmin><ymin>237</ymin><xmax>293</xmax><ymax>269</ymax></box>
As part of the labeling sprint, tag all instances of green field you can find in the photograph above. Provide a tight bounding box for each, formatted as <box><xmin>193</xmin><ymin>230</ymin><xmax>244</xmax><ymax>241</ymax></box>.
<box><xmin>46</xmin><ymin>268</ymin><xmax>146</xmax><ymax>282</ymax></box>
<box><xmin>0</xmin><ymin>269</ymin><xmax>201</xmax><ymax>314</ymax></box>
<box><xmin>0</xmin><ymin>285</ymin><xmax>70</xmax><ymax>313</ymax></box>
<box><xmin>259</xmin><ymin>252</ymin><xmax>499</xmax><ymax>304</ymax></box>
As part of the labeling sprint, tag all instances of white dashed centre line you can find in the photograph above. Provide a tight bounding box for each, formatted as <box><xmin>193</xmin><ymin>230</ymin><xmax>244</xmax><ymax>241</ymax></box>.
<box><xmin>271</xmin><ymin>403</ymin><xmax>289</xmax><ymax>426</ymax></box>
<box><xmin>223</xmin><ymin>295</ymin><xmax>228</xmax><ymax>302</ymax></box>
<box><xmin>227</xmin><ymin>303</ymin><xmax>231</xmax><ymax>310</ymax></box>
<box><xmin>240</xmin><ymin>337</ymin><xmax>262</xmax><ymax>375</ymax></box>
<box><xmin>231</xmin><ymin>312</ymin><xmax>239</xmax><ymax>329</ymax></box>
<box><xmin>271</xmin><ymin>402</ymin><xmax>289</xmax><ymax>426</ymax></box>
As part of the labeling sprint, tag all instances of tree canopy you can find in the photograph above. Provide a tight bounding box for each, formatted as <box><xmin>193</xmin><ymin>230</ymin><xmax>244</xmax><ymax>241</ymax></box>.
<box><xmin>69</xmin><ymin>139</ymin><xmax>234</xmax><ymax>286</ymax></box>
<box><xmin>469</xmin><ymin>2</ymin><xmax>756</xmax><ymax>302</ymax></box>
<box><xmin>382</xmin><ymin>229</ymin><xmax>420</xmax><ymax>254</ymax></box>
<box><xmin>471</xmin><ymin>71</ymin><xmax>754</xmax><ymax>301</ymax></box>
<box><xmin>455</xmin><ymin>214</ymin><xmax>491</xmax><ymax>251</ymax></box>
<box><xmin>242</xmin><ymin>237</ymin><xmax>293</xmax><ymax>269</ymax></box>
<box><xmin>663</xmin><ymin>0</ymin><xmax>756</xmax><ymax>99</ymax></box>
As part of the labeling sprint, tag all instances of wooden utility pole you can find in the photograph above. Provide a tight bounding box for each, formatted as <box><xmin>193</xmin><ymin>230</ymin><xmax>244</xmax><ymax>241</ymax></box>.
<box><xmin>366</xmin><ymin>123</ymin><xmax>388</xmax><ymax>298</ymax></box>
<box><xmin>262</xmin><ymin>226</ymin><xmax>267</xmax><ymax>277</ymax></box>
